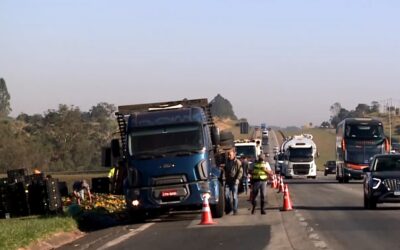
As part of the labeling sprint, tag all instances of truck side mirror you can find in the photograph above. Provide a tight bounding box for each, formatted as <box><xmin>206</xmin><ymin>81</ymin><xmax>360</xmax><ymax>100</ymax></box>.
<box><xmin>111</xmin><ymin>139</ymin><xmax>121</xmax><ymax>158</ymax></box>
<box><xmin>211</xmin><ymin>126</ymin><xmax>220</xmax><ymax>146</ymax></box>
<box><xmin>101</xmin><ymin>147</ymin><xmax>112</xmax><ymax>167</ymax></box>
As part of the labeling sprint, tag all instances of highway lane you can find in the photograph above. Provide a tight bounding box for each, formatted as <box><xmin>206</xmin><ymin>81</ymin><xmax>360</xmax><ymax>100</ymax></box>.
<box><xmin>271</xmin><ymin>129</ymin><xmax>400</xmax><ymax>249</ymax></box>
<box><xmin>285</xmin><ymin>174</ymin><xmax>400</xmax><ymax>250</ymax></box>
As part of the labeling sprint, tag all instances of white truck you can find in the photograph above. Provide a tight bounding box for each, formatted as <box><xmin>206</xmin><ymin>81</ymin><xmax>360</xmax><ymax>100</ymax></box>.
<box><xmin>280</xmin><ymin>134</ymin><xmax>317</xmax><ymax>179</ymax></box>
<box><xmin>234</xmin><ymin>139</ymin><xmax>263</xmax><ymax>163</ymax></box>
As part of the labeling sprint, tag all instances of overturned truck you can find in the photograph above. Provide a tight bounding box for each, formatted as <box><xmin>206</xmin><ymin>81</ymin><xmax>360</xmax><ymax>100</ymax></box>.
<box><xmin>103</xmin><ymin>98</ymin><xmax>226</xmax><ymax>220</ymax></box>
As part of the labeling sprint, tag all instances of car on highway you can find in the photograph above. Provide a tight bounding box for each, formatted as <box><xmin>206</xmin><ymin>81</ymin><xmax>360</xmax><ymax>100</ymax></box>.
<box><xmin>324</xmin><ymin>160</ymin><xmax>336</xmax><ymax>176</ymax></box>
<box><xmin>363</xmin><ymin>154</ymin><xmax>400</xmax><ymax>209</ymax></box>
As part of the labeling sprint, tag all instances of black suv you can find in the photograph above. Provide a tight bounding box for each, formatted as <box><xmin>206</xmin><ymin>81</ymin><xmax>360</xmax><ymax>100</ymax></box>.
<box><xmin>363</xmin><ymin>154</ymin><xmax>400</xmax><ymax>209</ymax></box>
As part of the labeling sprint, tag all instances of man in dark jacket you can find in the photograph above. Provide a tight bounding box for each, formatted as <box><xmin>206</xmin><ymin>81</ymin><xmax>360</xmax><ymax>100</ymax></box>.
<box><xmin>224</xmin><ymin>149</ymin><xmax>243</xmax><ymax>215</ymax></box>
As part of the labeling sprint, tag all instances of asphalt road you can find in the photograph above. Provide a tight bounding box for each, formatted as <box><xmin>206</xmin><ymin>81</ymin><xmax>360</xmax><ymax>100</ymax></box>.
<box><xmin>286</xmin><ymin>174</ymin><xmax>400</xmax><ymax>250</ymax></box>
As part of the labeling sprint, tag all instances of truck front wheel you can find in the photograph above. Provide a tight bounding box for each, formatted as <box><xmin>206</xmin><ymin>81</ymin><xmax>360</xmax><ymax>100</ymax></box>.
<box><xmin>211</xmin><ymin>183</ymin><xmax>225</xmax><ymax>218</ymax></box>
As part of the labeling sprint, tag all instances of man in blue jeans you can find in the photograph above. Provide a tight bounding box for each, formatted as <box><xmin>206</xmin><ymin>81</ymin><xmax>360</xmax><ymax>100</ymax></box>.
<box><xmin>224</xmin><ymin>149</ymin><xmax>243</xmax><ymax>215</ymax></box>
<box><xmin>240</xmin><ymin>155</ymin><xmax>250</xmax><ymax>195</ymax></box>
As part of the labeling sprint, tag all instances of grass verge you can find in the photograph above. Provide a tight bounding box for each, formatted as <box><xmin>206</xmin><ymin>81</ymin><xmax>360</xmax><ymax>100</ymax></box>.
<box><xmin>0</xmin><ymin>215</ymin><xmax>77</xmax><ymax>250</ymax></box>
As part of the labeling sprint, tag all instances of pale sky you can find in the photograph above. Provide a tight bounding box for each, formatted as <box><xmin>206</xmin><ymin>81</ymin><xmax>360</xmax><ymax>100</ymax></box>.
<box><xmin>1</xmin><ymin>0</ymin><xmax>399</xmax><ymax>127</ymax></box>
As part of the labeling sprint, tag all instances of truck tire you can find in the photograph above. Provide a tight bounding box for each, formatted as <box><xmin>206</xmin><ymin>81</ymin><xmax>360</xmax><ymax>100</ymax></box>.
<box><xmin>211</xmin><ymin>183</ymin><xmax>224</xmax><ymax>218</ymax></box>
<box><xmin>337</xmin><ymin>167</ymin><xmax>344</xmax><ymax>183</ymax></box>
<box><xmin>129</xmin><ymin>209</ymin><xmax>147</xmax><ymax>223</ymax></box>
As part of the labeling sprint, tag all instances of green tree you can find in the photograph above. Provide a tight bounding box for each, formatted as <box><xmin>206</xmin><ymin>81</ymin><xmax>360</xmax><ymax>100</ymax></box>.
<box><xmin>370</xmin><ymin>101</ymin><xmax>380</xmax><ymax>113</ymax></box>
<box><xmin>0</xmin><ymin>78</ymin><xmax>11</xmax><ymax>117</ymax></box>
<box><xmin>354</xmin><ymin>103</ymin><xmax>370</xmax><ymax>117</ymax></box>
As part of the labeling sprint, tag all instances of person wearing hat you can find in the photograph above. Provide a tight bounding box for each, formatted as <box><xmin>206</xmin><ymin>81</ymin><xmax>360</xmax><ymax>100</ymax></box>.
<box><xmin>72</xmin><ymin>179</ymin><xmax>92</xmax><ymax>205</ymax></box>
<box><xmin>249</xmin><ymin>154</ymin><xmax>273</xmax><ymax>214</ymax></box>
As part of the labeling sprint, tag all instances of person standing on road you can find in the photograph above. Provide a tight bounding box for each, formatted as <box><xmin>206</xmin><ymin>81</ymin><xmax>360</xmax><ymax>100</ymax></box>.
<box><xmin>240</xmin><ymin>155</ymin><xmax>250</xmax><ymax>195</ymax></box>
<box><xmin>224</xmin><ymin>149</ymin><xmax>243</xmax><ymax>215</ymax></box>
<box><xmin>250</xmin><ymin>154</ymin><xmax>273</xmax><ymax>215</ymax></box>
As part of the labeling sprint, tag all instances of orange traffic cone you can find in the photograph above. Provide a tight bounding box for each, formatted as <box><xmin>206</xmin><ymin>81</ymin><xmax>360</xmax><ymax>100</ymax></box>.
<box><xmin>199</xmin><ymin>193</ymin><xmax>216</xmax><ymax>225</ymax></box>
<box><xmin>274</xmin><ymin>175</ymin><xmax>278</xmax><ymax>189</ymax></box>
<box><xmin>282</xmin><ymin>184</ymin><xmax>293</xmax><ymax>211</ymax></box>
<box><xmin>278</xmin><ymin>177</ymin><xmax>284</xmax><ymax>193</ymax></box>
<box><xmin>271</xmin><ymin>175</ymin><xmax>276</xmax><ymax>189</ymax></box>
<box><xmin>275</xmin><ymin>175</ymin><xmax>280</xmax><ymax>189</ymax></box>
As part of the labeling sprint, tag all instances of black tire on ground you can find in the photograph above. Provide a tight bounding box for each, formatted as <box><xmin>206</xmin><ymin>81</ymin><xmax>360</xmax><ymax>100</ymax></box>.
<box><xmin>364</xmin><ymin>194</ymin><xmax>377</xmax><ymax>209</ymax></box>
<box><xmin>129</xmin><ymin>209</ymin><xmax>147</xmax><ymax>223</ymax></box>
<box><xmin>211</xmin><ymin>182</ymin><xmax>225</xmax><ymax>218</ymax></box>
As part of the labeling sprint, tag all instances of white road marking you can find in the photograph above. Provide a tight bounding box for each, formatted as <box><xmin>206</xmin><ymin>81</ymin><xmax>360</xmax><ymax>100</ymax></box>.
<box><xmin>97</xmin><ymin>223</ymin><xmax>155</xmax><ymax>250</ymax></box>
<box><xmin>295</xmin><ymin>208</ymin><xmax>329</xmax><ymax>249</ymax></box>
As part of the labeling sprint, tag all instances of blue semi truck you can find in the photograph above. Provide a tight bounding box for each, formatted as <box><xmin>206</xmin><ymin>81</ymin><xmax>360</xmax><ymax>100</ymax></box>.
<box><xmin>103</xmin><ymin>99</ymin><xmax>226</xmax><ymax>220</ymax></box>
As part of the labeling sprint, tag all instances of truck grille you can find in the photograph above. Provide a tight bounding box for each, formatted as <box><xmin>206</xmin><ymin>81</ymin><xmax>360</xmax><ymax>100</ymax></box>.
<box><xmin>293</xmin><ymin>164</ymin><xmax>310</xmax><ymax>175</ymax></box>
<box><xmin>383</xmin><ymin>179</ymin><xmax>400</xmax><ymax>191</ymax></box>
<box><xmin>153</xmin><ymin>175</ymin><xmax>187</xmax><ymax>186</ymax></box>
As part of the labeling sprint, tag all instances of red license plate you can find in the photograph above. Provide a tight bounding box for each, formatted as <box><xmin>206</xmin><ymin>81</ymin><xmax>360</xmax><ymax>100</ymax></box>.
<box><xmin>161</xmin><ymin>190</ymin><xmax>178</xmax><ymax>197</ymax></box>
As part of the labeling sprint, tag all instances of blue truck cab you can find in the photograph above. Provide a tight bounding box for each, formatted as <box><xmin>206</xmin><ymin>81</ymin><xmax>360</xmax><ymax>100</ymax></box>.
<box><xmin>109</xmin><ymin>99</ymin><xmax>225</xmax><ymax>219</ymax></box>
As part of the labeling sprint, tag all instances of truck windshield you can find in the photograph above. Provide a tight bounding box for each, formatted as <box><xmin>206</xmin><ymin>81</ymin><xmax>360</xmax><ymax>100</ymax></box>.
<box><xmin>289</xmin><ymin>147</ymin><xmax>313</xmax><ymax>162</ymax></box>
<box><xmin>345</xmin><ymin>124</ymin><xmax>384</xmax><ymax>139</ymax></box>
<box><xmin>128</xmin><ymin>124</ymin><xmax>204</xmax><ymax>156</ymax></box>
<box><xmin>236</xmin><ymin>145</ymin><xmax>256</xmax><ymax>159</ymax></box>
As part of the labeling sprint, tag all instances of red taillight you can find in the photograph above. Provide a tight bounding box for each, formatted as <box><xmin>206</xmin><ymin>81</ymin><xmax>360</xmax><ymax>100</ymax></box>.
<box><xmin>346</xmin><ymin>163</ymin><xmax>368</xmax><ymax>170</ymax></box>
<box><xmin>342</xmin><ymin>139</ymin><xmax>346</xmax><ymax>151</ymax></box>
<box><xmin>385</xmin><ymin>138</ymin><xmax>390</xmax><ymax>152</ymax></box>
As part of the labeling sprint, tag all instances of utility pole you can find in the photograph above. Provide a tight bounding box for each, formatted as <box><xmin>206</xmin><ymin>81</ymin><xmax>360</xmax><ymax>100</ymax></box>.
<box><xmin>388</xmin><ymin>98</ymin><xmax>392</xmax><ymax>152</ymax></box>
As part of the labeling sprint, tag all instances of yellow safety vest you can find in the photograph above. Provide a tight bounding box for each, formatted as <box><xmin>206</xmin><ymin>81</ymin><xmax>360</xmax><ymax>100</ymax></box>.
<box><xmin>252</xmin><ymin>162</ymin><xmax>267</xmax><ymax>180</ymax></box>
<box><xmin>108</xmin><ymin>167</ymin><xmax>116</xmax><ymax>178</ymax></box>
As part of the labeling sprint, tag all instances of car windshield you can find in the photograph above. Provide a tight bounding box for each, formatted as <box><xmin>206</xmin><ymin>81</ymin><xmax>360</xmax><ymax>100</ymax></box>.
<box><xmin>373</xmin><ymin>157</ymin><xmax>400</xmax><ymax>171</ymax></box>
<box><xmin>345</xmin><ymin>124</ymin><xmax>384</xmax><ymax>139</ymax></box>
<box><xmin>128</xmin><ymin>124</ymin><xmax>204</xmax><ymax>156</ymax></box>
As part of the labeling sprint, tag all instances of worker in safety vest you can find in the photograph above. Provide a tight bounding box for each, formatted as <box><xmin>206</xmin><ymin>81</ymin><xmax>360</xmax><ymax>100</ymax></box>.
<box><xmin>108</xmin><ymin>165</ymin><xmax>118</xmax><ymax>194</ymax></box>
<box><xmin>249</xmin><ymin>154</ymin><xmax>273</xmax><ymax>215</ymax></box>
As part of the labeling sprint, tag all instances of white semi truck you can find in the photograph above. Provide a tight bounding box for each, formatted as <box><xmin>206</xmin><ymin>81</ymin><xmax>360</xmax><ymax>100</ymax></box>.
<box><xmin>281</xmin><ymin>134</ymin><xmax>317</xmax><ymax>179</ymax></box>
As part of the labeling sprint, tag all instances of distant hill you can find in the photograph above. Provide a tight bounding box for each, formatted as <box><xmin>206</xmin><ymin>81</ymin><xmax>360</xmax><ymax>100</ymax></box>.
<box><xmin>210</xmin><ymin>94</ymin><xmax>237</xmax><ymax>120</ymax></box>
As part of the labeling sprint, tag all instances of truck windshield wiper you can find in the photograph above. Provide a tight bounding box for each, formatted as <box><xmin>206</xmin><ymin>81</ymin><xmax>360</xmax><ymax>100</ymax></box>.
<box><xmin>162</xmin><ymin>149</ymin><xmax>203</xmax><ymax>156</ymax></box>
<box><xmin>134</xmin><ymin>152</ymin><xmax>165</xmax><ymax>159</ymax></box>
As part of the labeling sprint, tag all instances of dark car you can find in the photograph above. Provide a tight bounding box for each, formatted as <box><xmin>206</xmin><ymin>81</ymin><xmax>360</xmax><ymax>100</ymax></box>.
<box><xmin>363</xmin><ymin>154</ymin><xmax>400</xmax><ymax>209</ymax></box>
<box><xmin>324</xmin><ymin>160</ymin><xmax>336</xmax><ymax>176</ymax></box>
